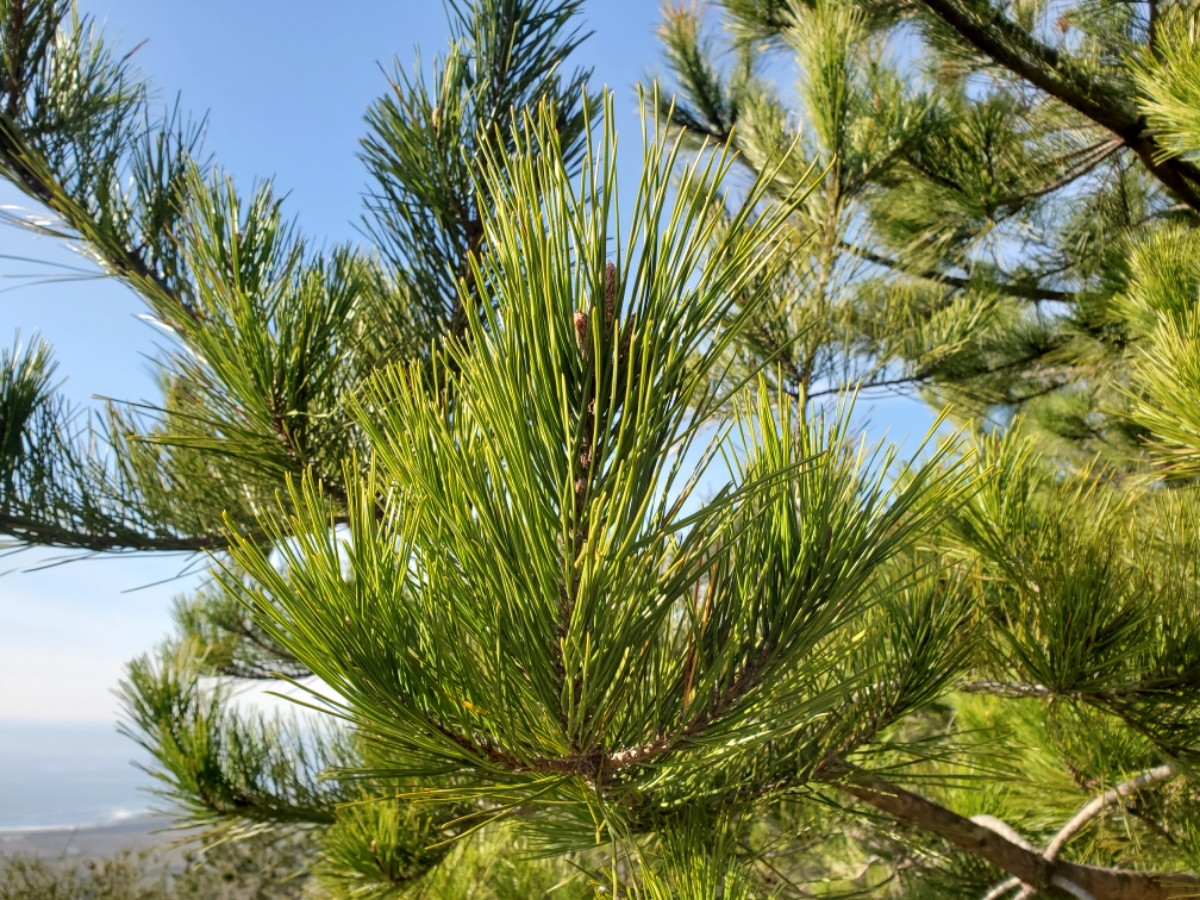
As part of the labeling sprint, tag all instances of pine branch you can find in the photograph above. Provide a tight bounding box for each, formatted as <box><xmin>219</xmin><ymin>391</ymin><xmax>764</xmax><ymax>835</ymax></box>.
<box><xmin>958</xmin><ymin>679</ymin><xmax>1056</xmax><ymax>698</ymax></box>
<box><xmin>0</xmin><ymin>340</ymin><xmax>268</xmax><ymax>554</ymax></box>
<box><xmin>0</xmin><ymin>1</ymin><xmax>206</xmax><ymax>323</ymax></box>
<box><xmin>806</xmin><ymin>372</ymin><xmax>931</xmax><ymax>401</ymax></box>
<box><xmin>982</xmin><ymin>877</ymin><xmax>1024</xmax><ymax>900</ymax></box>
<box><xmin>1043</xmin><ymin>765</ymin><xmax>1176</xmax><ymax>862</ymax></box>
<box><xmin>832</xmin><ymin>771</ymin><xmax>1200</xmax><ymax>899</ymax></box>
<box><xmin>840</xmin><ymin>241</ymin><xmax>1074</xmax><ymax>303</ymax></box>
<box><xmin>173</xmin><ymin>581</ymin><xmax>313</xmax><ymax>681</ymax></box>
<box><xmin>361</xmin><ymin>0</ymin><xmax>595</xmax><ymax>342</ymax></box>
<box><xmin>0</xmin><ymin>510</ymin><xmax>229</xmax><ymax>552</ymax></box>
<box><xmin>0</xmin><ymin>119</ymin><xmax>197</xmax><ymax>320</ymax></box>
<box><xmin>993</xmin><ymin>766</ymin><xmax>1179</xmax><ymax>900</ymax></box>
<box><xmin>119</xmin><ymin>642</ymin><xmax>349</xmax><ymax>833</ymax></box>
<box><xmin>914</xmin><ymin>0</ymin><xmax>1200</xmax><ymax>212</ymax></box>
<box><xmin>992</xmin><ymin>138</ymin><xmax>1123</xmax><ymax>209</ymax></box>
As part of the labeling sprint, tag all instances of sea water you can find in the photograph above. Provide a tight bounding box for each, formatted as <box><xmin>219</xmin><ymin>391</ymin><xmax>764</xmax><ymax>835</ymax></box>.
<box><xmin>0</xmin><ymin>721</ymin><xmax>155</xmax><ymax>829</ymax></box>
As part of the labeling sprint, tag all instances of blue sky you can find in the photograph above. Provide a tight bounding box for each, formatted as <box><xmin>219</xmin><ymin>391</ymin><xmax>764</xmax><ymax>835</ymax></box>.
<box><xmin>0</xmin><ymin>0</ymin><xmax>667</xmax><ymax>722</ymax></box>
<box><xmin>0</xmin><ymin>1</ymin><xmax>932</xmax><ymax>724</ymax></box>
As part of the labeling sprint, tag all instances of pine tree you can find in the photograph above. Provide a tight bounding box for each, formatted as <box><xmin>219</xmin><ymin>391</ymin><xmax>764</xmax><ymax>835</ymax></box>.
<box><xmin>649</xmin><ymin>0</ymin><xmax>1200</xmax><ymax>895</ymax></box>
<box><xmin>658</xmin><ymin>0</ymin><xmax>1200</xmax><ymax>469</ymax></box>
<box><xmin>2</xmin><ymin>0</ymin><xmax>1200</xmax><ymax>898</ymax></box>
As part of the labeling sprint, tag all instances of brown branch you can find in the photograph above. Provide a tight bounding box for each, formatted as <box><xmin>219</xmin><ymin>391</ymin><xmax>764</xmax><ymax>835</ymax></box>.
<box><xmin>0</xmin><ymin>510</ymin><xmax>231</xmax><ymax>553</ymax></box>
<box><xmin>915</xmin><ymin>0</ymin><xmax>1200</xmax><ymax>213</ymax></box>
<box><xmin>447</xmin><ymin>213</ymin><xmax>484</xmax><ymax>341</ymax></box>
<box><xmin>956</xmin><ymin>678</ymin><xmax>1184</xmax><ymax>703</ymax></box>
<box><xmin>424</xmin><ymin>637</ymin><xmax>781</xmax><ymax>784</ymax></box>
<box><xmin>806</xmin><ymin>371</ymin><xmax>933</xmax><ymax>401</ymax></box>
<box><xmin>424</xmin><ymin>713</ymin><xmax>607</xmax><ymax>781</ymax></box>
<box><xmin>841</xmin><ymin>241</ymin><xmax>1074</xmax><ymax>303</ymax></box>
<box><xmin>958</xmin><ymin>679</ymin><xmax>1056</xmax><ymax>698</ymax></box>
<box><xmin>993</xmin><ymin>138</ymin><xmax>1124</xmax><ymax>208</ymax></box>
<box><xmin>1005</xmin><ymin>765</ymin><xmax>1179</xmax><ymax>899</ymax></box>
<box><xmin>982</xmin><ymin>876</ymin><xmax>1024</xmax><ymax>899</ymax></box>
<box><xmin>1044</xmin><ymin>765</ymin><xmax>1176</xmax><ymax>862</ymax></box>
<box><xmin>4</xmin><ymin>0</ymin><xmax>27</xmax><ymax>119</ymax></box>
<box><xmin>1148</xmin><ymin>0</ymin><xmax>1161</xmax><ymax>59</ymax></box>
<box><xmin>0</xmin><ymin>118</ymin><xmax>198</xmax><ymax>321</ymax></box>
<box><xmin>832</xmin><ymin>772</ymin><xmax>1200</xmax><ymax>899</ymax></box>
<box><xmin>600</xmin><ymin>640</ymin><xmax>778</xmax><ymax>775</ymax></box>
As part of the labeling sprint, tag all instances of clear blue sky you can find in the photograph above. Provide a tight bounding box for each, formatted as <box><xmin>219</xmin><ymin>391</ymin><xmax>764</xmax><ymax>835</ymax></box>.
<box><xmin>0</xmin><ymin>0</ymin><xmax>668</xmax><ymax>722</ymax></box>
<box><xmin>0</xmin><ymin>0</ymin><xmax>931</xmax><ymax>723</ymax></box>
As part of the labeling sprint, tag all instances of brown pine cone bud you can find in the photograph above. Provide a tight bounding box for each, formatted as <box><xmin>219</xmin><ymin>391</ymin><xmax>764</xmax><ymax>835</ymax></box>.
<box><xmin>573</xmin><ymin>310</ymin><xmax>589</xmax><ymax>359</ymax></box>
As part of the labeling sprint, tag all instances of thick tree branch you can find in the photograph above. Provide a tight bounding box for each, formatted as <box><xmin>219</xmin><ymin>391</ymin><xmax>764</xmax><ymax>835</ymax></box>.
<box><xmin>915</xmin><ymin>0</ymin><xmax>1200</xmax><ymax>213</ymax></box>
<box><xmin>834</xmin><ymin>772</ymin><xmax>1200</xmax><ymax>899</ymax></box>
<box><xmin>1001</xmin><ymin>765</ymin><xmax>1178</xmax><ymax>899</ymax></box>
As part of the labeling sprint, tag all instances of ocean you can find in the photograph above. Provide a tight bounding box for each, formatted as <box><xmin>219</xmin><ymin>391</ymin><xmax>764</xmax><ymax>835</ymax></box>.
<box><xmin>0</xmin><ymin>720</ymin><xmax>155</xmax><ymax>830</ymax></box>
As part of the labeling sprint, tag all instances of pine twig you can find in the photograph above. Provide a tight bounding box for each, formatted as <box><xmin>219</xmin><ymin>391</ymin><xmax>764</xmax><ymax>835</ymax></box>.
<box><xmin>981</xmin><ymin>876</ymin><xmax>1022</xmax><ymax>900</ymax></box>
<box><xmin>1003</xmin><ymin>764</ymin><xmax>1179</xmax><ymax>898</ymax></box>
<box><xmin>1045</xmin><ymin>765</ymin><xmax>1176</xmax><ymax>861</ymax></box>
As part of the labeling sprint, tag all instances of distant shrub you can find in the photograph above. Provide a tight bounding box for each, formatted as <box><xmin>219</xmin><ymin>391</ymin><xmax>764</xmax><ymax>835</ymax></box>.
<box><xmin>0</xmin><ymin>832</ymin><xmax>310</xmax><ymax>900</ymax></box>
<box><xmin>0</xmin><ymin>824</ymin><xmax>595</xmax><ymax>898</ymax></box>
<box><xmin>0</xmin><ymin>852</ymin><xmax>168</xmax><ymax>900</ymax></box>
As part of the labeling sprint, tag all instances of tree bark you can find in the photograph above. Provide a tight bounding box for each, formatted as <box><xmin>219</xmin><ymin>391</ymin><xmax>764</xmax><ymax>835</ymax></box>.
<box><xmin>915</xmin><ymin>0</ymin><xmax>1200</xmax><ymax>213</ymax></box>
<box><xmin>833</xmin><ymin>775</ymin><xmax>1200</xmax><ymax>899</ymax></box>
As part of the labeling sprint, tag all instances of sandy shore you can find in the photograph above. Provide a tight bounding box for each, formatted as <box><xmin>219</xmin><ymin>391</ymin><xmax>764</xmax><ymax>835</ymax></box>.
<box><xmin>0</xmin><ymin>813</ymin><xmax>181</xmax><ymax>861</ymax></box>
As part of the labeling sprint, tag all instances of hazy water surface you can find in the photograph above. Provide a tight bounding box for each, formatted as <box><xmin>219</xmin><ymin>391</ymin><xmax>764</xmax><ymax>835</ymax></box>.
<box><xmin>0</xmin><ymin>721</ymin><xmax>154</xmax><ymax>829</ymax></box>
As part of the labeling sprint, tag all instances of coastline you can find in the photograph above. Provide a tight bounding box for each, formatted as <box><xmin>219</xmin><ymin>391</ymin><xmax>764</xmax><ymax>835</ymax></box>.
<box><xmin>0</xmin><ymin>812</ymin><xmax>180</xmax><ymax>861</ymax></box>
